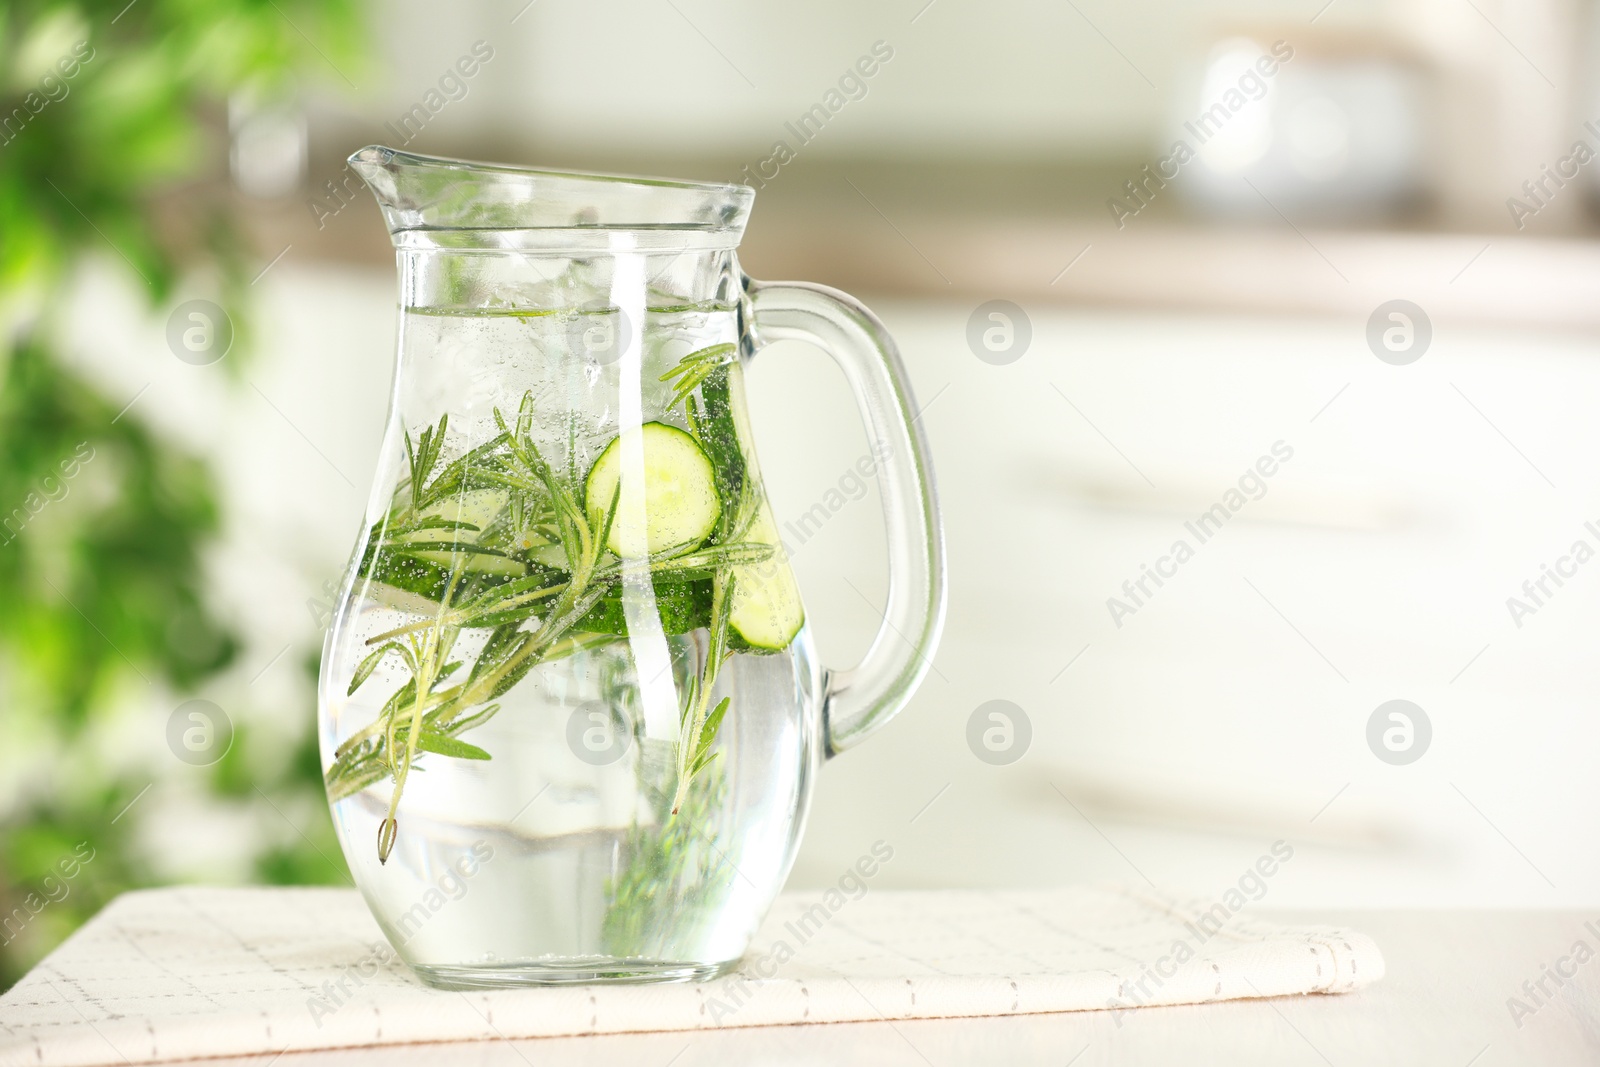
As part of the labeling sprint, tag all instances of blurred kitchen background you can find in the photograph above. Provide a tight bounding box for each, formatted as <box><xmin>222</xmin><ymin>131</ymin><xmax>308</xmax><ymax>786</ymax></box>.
<box><xmin>7</xmin><ymin>0</ymin><xmax>1600</xmax><ymax>986</ymax></box>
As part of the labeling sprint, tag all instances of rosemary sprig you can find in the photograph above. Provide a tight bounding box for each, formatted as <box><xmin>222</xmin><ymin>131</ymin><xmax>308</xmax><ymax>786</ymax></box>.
<box><xmin>668</xmin><ymin>482</ymin><xmax>763</xmax><ymax>813</ymax></box>
<box><xmin>403</xmin><ymin>414</ymin><xmax>448</xmax><ymax>509</ymax></box>
<box><xmin>667</xmin><ymin>359</ymin><xmax>763</xmax><ymax>814</ymax></box>
<box><xmin>328</xmin><ymin>394</ymin><xmax>632</xmax><ymax>859</ymax></box>
<box><xmin>374</xmin><ymin>555</ymin><xmax>466</xmax><ymax>862</ymax></box>
<box><xmin>329</xmin><ymin>351</ymin><xmax>771</xmax><ymax>856</ymax></box>
<box><xmin>357</xmin><ymin>539</ymin><xmax>772</xmax><ymax>646</ymax></box>
<box><xmin>660</xmin><ymin>342</ymin><xmax>737</xmax><ymax>412</ymax></box>
<box><xmin>602</xmin><ymin>763</ymin><xmax>733</xmax><ymax>958</ymax></box>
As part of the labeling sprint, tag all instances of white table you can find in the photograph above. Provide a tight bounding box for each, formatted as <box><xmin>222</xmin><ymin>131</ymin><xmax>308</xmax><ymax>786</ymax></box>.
<box><xmin>160</xmin><ymin>910</ymin><xmax>1590</xmax><ymax>1066</ymax></box>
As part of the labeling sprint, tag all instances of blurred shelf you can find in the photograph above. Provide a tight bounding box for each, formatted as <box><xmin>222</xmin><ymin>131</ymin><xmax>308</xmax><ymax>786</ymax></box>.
<box><xmin>232</xmin><ymin>144</ymin><xmax>1600</xmax><ymax>331</ymax></box>
<box><xmin>248</xmin><ymin>185</ymin><xmax>1600</xmax><ymax>332</ymax></box>
<box><xmin>741</xmin><ymin>218</ymin><xmax>1600</xmax><ymax>331</ymax></box>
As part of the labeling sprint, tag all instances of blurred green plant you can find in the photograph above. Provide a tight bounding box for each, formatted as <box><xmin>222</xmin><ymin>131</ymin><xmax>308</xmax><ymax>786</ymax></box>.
<box><xmin>0</xmin><ymin>0</ymin><xmax>362</xmax><ymax>988</ymax></box>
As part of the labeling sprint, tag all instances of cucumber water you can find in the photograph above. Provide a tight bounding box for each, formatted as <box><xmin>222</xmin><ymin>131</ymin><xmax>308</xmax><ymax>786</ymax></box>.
<box><xmin>320</xmin><ymin>303</ymin><xmax>817</xmax><ymax>977</ymax></box>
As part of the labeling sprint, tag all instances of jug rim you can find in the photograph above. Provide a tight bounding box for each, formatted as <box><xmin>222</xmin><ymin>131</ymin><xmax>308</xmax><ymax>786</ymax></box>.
<box><xmin>349</xmin><ymin>145</ymin><xmax>755</xmax><ymax>250</ymax></box>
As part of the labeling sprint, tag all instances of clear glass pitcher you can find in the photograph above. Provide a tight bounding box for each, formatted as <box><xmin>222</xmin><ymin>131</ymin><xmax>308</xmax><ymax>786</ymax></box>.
<box><xmin>318</xmin><ymin>146</ymin><xmax>944</xmax><ymax>989</ymax></box>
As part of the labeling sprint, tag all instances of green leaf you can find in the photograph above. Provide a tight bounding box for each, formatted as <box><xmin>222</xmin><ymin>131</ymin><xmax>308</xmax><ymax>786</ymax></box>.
<box><xmin>416</xmin><ymin>731</ymin><xmax>491</xmax><ymax>760</ymax></box>
<box><xmin>326</xmin><ymin>757</ymin><xmax>389</xmax><ymax>803</ymax></box>
<box><xmin>692</xmin><ymin>364</ymin><xmax>747</xmax><ymax>515</ymax></box>
<box><xmin>540</xmin><ymin>632</ymin><xmax>618</xmax><ymax>663</ymax></box>
<box><xmin>437</xmin><ymin>702</ymin><xmax>501</xmax><ymax>735</ymax></box>
<box><xmin>593</xmin><ymin>479</ymin><xmax>622</xmax><ymax>557</ymax></box>
<box><xmin>400</xmin><ymin>517</ymin><xmax>482</xmax><ymax>534</ymax></box>
<box><xmin>644</xmin><ymin>542</ymin><xmax>774</xmax><ymax>577</ymax></box>
<box><xmin>417</xmin><ymin>431</ymin><xmax>518</xmax><ymax>506</ymax></box>
<box><xmin>389</xmin><ymin>540</ymin><xmax>514</xmax><ymax>559</ymax></box>
<box><xmin>468</xmin><ymin>623</ymin><xmax>533</xmax><ymax>693</ymax></box>
<box><xmin>459</xmin><ymin>466</ymin><xmax>539</xmax><ymax>495</ymax></box>
<box><xmin>697</xmin><ymin>696</ymin><xmax>731</xmax><ymax>755</ymax></box>
<box><xmin>455</xmin><ymin>570</ymin><xmax>569</xmax><ymax>623</ymax></box>
<box><xmin>347</xmin><ymin>642</ymin><xmax>405</xmax><ymax>695</ymax></box>
<box><xmin>377</xmin><ymin>678</ymin><xmax>419</xmax><ymax>724</ymax></box>
<box><xmin>661</xmin><ymin>344</ymin><xmax>739</xmax><ymax>413</ymax></box>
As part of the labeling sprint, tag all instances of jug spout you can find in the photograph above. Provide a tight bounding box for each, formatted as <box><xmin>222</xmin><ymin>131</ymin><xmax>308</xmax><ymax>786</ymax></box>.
<box><xmin>347</xmin><ymin>145</ymin><xmax>754</xmax><ymax>249</ymax></box>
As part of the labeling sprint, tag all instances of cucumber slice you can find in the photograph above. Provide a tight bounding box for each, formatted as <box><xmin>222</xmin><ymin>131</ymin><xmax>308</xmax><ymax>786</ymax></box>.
<box><xmin>525</xmin><ymin>543</ymin><xmax>570</xmax><ymax>571</ymax></box>
<box><xmin>417</xmin><ymin>488</ymin><xmax>505</xmax><ymax>534</ymax></box>
<box><xmin>585</xmin><ymin>423</ymin><xmax>721</xmax><ymax>559</ymax></box>
<box><xmin>404</xmin><ymin>489</ymin><xmax>526</xmax><ymax>577</ymax></box>
<box><xmin>729</xmin><ymin>502</ymin><xmax>804</xmax><ymax>651</ymax></box>
<box><xmin>575</xmin><ymin>576</ymin><xmax>713</xmax><ymax>636</ymax></box>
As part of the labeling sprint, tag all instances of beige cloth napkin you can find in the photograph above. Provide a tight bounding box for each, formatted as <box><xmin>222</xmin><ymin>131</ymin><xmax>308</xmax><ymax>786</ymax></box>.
<box><xmin>0</xmin><ymin>885</ymin><xmax>1381</xmax><ymax>1066</ymax></box>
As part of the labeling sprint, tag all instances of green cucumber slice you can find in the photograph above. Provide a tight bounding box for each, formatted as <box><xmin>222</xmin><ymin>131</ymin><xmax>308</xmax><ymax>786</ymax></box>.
<box><xmin>729</xmin><ymin>502</ymin><xmax>804</xmax><ymax>650</ymax></box>
<box><xmin>575</xmin><ymin>576</ymin><xmax>713</xmax><ymax>635</ymax></box>
<box><xmin>404</xmin><ymin>489</ymin><xmax>526</xmax><ymax>577</ymax></box>
<box><xmin>585</xmin><ymin>423</ymin><xmax>721</xmax><ymax>559</ymax></box>
<box><xmin>416</xmin><ymin>488</ymin><xmax>505</xmax><ymax>534</ymax></box>
<box><xmin>525</xmin><ymin>543</ymin><xmax>570</xmax><ymax>571</ymax></box>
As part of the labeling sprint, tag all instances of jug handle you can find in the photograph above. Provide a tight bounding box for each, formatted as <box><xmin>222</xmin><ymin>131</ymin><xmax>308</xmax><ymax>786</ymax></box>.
<box><xmin>743</xmin><ymin>279</ymin><xmax>947</xmax><ymax>756</ymax></box>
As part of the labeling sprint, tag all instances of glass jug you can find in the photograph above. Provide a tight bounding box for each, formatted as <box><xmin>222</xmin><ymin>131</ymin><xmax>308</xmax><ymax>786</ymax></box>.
<box><xmin>319</xmin><ymin>146</ymin><xmax>944</xmax><ymax>989</ymax></box>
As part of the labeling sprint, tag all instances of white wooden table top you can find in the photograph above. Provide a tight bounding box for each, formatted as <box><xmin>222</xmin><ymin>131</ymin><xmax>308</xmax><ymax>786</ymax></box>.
<box><xmin>179</xmin><ymin>909</ymin><xmax>1593</xmax><ymax>1066</ymax></box>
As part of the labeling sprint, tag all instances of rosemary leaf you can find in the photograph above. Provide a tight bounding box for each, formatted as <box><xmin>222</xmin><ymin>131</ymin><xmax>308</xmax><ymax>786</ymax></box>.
<box><xmin>397</xmin><ymin>517</ymin><xmax>482</xmax><ymax>534</ymax></box>
<box><xmin>348</xmin><ymin>642</ymin><xmax>403</xmax><ymax>696</ymax></box>
<box><xmin>696</xmin><ymin>696</ymin><xmax>731</xmax><ymax>763</ymax></box>
<box><xmin>389</xmin><ymin>540</ymin><xmax>516</xmax><ymax>559</ymax></box>
<box><xmin>416</xmin><ymin>731</ymin><xmax>490</xmax><ymax>760</ymax></box>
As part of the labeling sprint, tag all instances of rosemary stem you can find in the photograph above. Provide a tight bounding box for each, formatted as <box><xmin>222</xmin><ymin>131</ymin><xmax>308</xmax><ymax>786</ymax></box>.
<box><xmin>672</xmin><ymin>568</ymin><xmax>730</xmax><ymax>814</ymax></box>
<box><xmin>363</xmin><ymin>581</ymin><xmax>567</xmax><ymax>646</ymax></box>
<box><xmin>379</xmin><ymin>560</ymin><xmax>466</xmax><ymax>862</ymax></box>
